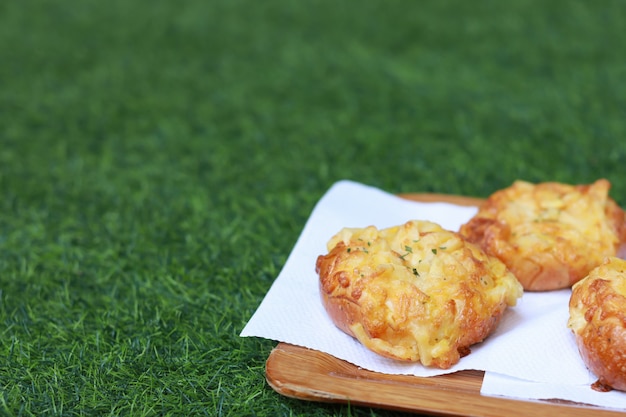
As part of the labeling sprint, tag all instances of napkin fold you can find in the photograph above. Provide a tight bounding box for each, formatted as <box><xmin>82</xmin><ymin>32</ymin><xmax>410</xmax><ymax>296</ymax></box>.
<box><xmin>241</xmin><ymin>180</ymin><xmax>626</xmax><ymax>410</ymax></box>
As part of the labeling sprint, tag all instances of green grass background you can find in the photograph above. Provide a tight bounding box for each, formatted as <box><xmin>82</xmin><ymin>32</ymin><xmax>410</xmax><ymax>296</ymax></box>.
<box><xmin>1</xmin><ymin>0</ymin><xmax>625</xmax><ymax>416</ymax></box>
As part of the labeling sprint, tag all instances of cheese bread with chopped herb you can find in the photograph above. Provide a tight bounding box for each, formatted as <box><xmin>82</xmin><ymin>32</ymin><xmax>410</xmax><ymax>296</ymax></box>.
<box><xmin>459</xmin><ymin>179</ymin><xmax>626</xmax><ymax>291</ymax></box>
<box><xmin>315</xmin><ymin>220</ymin><xmax>522</xmax><ymax>369</ymax></box>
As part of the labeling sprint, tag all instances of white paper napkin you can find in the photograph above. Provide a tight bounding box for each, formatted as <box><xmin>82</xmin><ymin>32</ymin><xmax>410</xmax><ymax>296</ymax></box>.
<box><xmin>481</xmin><ymin>372</ymin><xmax>626</xmax><ymax>411</ymax></box>
<box><xmin>240</xmin><ymin>180</ymin><xmax>626</xmax><ymax>409</ymax></box>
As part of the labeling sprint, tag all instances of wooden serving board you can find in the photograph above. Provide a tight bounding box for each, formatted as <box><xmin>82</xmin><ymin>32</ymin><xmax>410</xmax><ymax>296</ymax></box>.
<box><xmin>267</xmin><ymin>343</ymin><xmax>624</xmax><ymax>416</ymax></box>
<box><xmin>265</xmin><ymin>193</ymin><xmax>626</xmax><ymax>417</ymax></box>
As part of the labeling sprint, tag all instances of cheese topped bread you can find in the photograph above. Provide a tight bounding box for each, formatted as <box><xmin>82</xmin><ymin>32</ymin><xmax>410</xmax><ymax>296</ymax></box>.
<box><xmin>459</xmin><ymin>179</ymin><xmax>626</xmax><ymax>291</ymax></box>
<box><xmin>316</xmin><ymin>220</ymin><xmax>522</xmax><ymax>369</ymax></box>
<box><xmin>568</xmin><ymin>256</ymin><xmax>626</xmax><ymax>392</ymax></box>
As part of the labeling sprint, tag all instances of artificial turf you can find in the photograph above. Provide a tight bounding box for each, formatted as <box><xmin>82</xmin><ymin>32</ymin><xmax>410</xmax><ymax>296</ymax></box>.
<box><xmin>1</xmin><ymin>0</ymin><xmax>626</xmax><ymax>416</ymax></box>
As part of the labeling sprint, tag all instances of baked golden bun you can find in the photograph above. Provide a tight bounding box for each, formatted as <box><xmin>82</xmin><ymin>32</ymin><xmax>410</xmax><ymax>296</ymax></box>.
<box><xmin>316</xmin><ymin>220</ymin><xmax>523</xmax><ymax>369</ymax></box>
<box><xmin>459</xmin><ymin>179</ymin><xmax>626</xmax><ymax>291</ymax></box>
<box><xmin>568</xmin><ymin>257</ymin><xmax>626</xmax><ymax>392</ymax></box>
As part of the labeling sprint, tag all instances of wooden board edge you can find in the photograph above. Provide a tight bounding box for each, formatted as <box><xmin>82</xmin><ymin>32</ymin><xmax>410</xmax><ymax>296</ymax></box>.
<box><xmin>397</xmin><ymin>192</ymin><xmax>485</xmax><ymax>207</ymax></box>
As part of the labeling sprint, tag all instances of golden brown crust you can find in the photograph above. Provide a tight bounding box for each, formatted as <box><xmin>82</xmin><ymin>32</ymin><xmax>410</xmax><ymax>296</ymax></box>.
<box><xmin>316</xmin><ymin>220</ymin><xmax>523</xmax><ymax>369</ymax></box>
<box><xmin>568</xmin><ymin>257</ymin><xmax>626</xmax><ymax>392</ymax></box>
<box><xmin>459</xmin><ymin>179</ymin><xmax>626</xmax><ymax>291</ymax></box>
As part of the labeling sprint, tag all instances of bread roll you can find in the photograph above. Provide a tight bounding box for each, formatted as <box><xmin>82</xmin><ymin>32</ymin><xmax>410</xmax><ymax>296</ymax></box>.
<box><xmin>459</xmin><ymin>179</ymin><xmax>626</xmax><ymax>291</ymax></box>
<box><xmin>568</xmin><ymin>256</ymin><xmax>626</xmax><ymax>392</ymax></box>
<box><xmin>316</xmin><ymin>220</ymin><xmax>522</xmax><ymax>369</ymax></box>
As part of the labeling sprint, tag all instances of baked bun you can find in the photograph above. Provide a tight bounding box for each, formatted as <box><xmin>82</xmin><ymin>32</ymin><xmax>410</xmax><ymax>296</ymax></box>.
<box><xmin>316</xmin><ymin>220</ymin><xmax>523</xmax><ymax>369</ymax></box>
<box><xmin>568</xmin><ymin>256</ymin><xmax>626</xmax><ymax>392</ymax></box>
<box><xmin>459</xmin><ymin>179</ymin><xmax>626</xmax><ymax>291</ymax></box>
